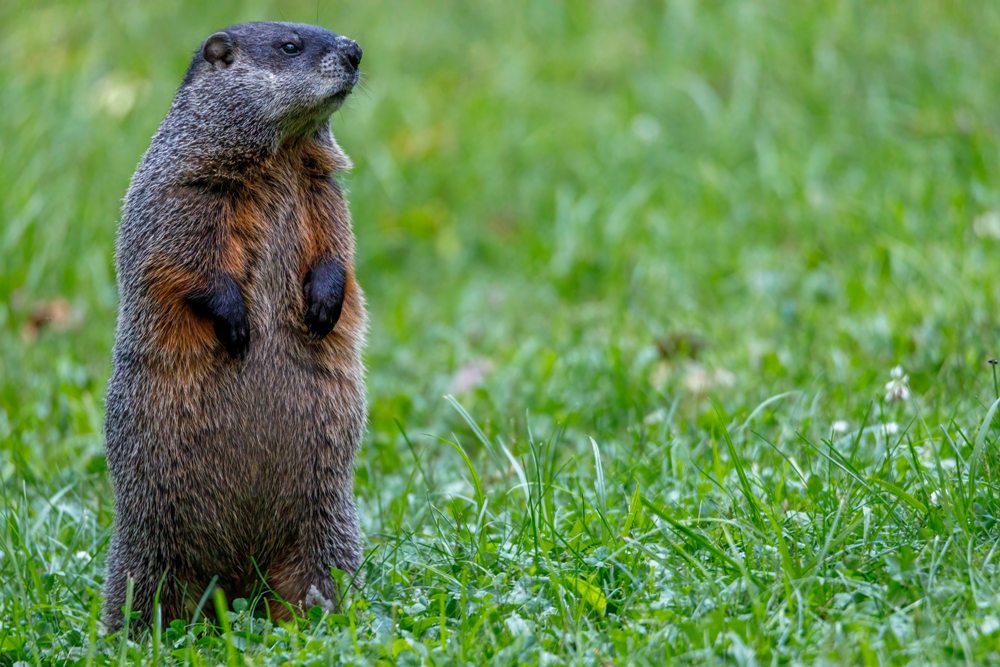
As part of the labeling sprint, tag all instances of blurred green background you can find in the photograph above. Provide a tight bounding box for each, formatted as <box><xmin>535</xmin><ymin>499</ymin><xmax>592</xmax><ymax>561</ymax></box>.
<box><xmin>3</xmin><ymin>0</ymin><xmax>1000</xmax><ymax>663</ymax></box>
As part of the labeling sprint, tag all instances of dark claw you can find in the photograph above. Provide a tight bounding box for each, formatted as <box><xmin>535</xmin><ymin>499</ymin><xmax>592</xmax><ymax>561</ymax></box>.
<box><xmin>217</xmin><ymin>308</ymin><xmax>250</xmax><ymax>358</ymax></box>
<box><xmin>304</xmin><ymin>257</ymin><xmax>346</xmax><ymax>340</ymax></box>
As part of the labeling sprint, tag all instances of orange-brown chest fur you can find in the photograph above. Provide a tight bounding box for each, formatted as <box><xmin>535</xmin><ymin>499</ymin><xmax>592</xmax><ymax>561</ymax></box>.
<box><xmin>148</xmin><ymin>140</ymin><xmax>364</xmax><ymax>367</ymax></box>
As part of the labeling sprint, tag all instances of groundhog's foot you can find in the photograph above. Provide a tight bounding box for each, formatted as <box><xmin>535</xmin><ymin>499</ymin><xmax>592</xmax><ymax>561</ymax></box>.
<box><xmin>303</xmin><ymin>257</ymin><xmax>346</xmax><ymax>339</ymax></box>
<box><xmin>304</xmin><ymin>584</ymin><xmax>336</xmax><ymax>613</ymax></box>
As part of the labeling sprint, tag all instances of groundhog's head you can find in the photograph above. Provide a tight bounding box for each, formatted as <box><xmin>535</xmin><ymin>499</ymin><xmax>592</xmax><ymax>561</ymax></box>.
<box><xmin>184</xmin><ymin>22</ymin><xmax>362</xmax><ymax>135</ymax></box>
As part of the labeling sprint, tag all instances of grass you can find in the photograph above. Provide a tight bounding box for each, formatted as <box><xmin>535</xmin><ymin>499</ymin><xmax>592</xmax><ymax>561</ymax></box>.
<box><xmin>3</xmin><ymin>0</ymin><xmax>1000</xmax><ymax>663</ymax></box>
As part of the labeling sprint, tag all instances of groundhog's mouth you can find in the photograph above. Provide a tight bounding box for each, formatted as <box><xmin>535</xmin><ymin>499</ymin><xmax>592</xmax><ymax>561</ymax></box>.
<box><xmin>324</xmin><ymin>71</ymin><xmax>359</xmax><ymax>107</ymax></box>
<box><xmin>324</xmin><ymin>89</ymin><xmax>351</xmax><ymax>109</ymax></box>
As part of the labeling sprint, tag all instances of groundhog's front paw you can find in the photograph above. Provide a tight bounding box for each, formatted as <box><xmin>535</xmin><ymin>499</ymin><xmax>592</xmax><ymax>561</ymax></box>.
<box><xmin>187</xmin><ymin>272</ymin><xmax>250</xmax><ymax>359</ymax></box>
<box><xmin>305</xmin><ymin>294</ymin><xmax>343</xmax><ymax>340</ymax></box>
<box><xmin>303</xmin><ymin>257</ymin><xmax>346</xmax><ymax>340</ymax></box>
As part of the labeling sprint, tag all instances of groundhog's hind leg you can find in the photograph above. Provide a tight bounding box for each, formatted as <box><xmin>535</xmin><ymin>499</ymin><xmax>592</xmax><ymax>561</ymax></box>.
<box><xmin>313</xmin><ymin>468</ymin><xmax>364</xmax><ymax>599</ymax></box>
<box><xmin>103</xmin><ymin>530</ymin><xmax>186</xmax><ymax>633</ymax></box>
<box><xmin>103</xmin><ymin>536</ymin><xmax>131</xmax><ymax>631</ymax></box>
<box><xmin>266</xmin><ymin>479</ymin><xmax>362</xmax><ymax>617</ymax></box>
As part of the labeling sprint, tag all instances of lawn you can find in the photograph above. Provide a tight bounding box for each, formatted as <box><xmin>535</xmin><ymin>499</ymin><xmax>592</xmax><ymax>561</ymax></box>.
<box><xmin>3</xmin><ymin>0</ymin><xmax>1000</xmax><ymax>664</ymax></box>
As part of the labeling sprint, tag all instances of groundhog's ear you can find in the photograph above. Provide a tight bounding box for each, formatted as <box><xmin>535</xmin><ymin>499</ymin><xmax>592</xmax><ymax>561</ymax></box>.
<box><xmin>203</xmin><ymin>32</ymin><xmax>235</xmax><ymax>68</ymax></box>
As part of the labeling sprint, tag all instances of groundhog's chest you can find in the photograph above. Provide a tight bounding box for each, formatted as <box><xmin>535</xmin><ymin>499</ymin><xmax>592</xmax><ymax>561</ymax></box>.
<box><xmin>132</xmin><ymin>171</ymin><xmax>364</xmax><ymax>400</ymax></box>
<box><xmin>237</xmin><ymin>199</ymin><xmax>312</xmax><ymax>332</ymax></box>
<box><xmin>227</xmin><ymin>179</ymin><xmax>355</xmax><ymax>353</ymax></box>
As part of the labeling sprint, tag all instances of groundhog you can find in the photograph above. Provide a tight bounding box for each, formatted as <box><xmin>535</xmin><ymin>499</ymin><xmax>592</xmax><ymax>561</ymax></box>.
<box><xmin>103</xmin><ymin>22</ymin><xmax>367</xmax><ymax>631</ymax></box>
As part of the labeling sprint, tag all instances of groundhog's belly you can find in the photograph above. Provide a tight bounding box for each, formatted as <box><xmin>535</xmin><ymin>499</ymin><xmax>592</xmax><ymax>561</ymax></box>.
<box><xmin>198</xmin><ymin>334</ymin><xmax>360</xmax><ymax>508</ymax></box>
<box><xmin>109</xmin><ymin>222</ymin><xmax>365</xmax><ymax>565</ymax></box>
<box><xmin>111</xmin><ymin>321</ymin><xmax>363</xmax><ymax>568</ymax></box>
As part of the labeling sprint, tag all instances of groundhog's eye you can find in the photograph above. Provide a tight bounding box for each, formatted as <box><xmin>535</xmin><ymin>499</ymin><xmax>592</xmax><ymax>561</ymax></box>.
<box><xmin>281</xmin><ymin>42</ymin><xmax>301</xmax><ymax>55</ymax></box>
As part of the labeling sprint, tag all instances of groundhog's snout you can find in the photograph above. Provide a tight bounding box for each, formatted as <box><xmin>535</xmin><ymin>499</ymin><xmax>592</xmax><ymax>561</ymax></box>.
<box><xmin>319</xmin><ymin>37</ymin><xmax>362</xmax><ymax>93</ymax></box>
<box><xmin>339</xmin><ymin>38</ymin><xmax>362</xmax><ymax>71</ymax></box>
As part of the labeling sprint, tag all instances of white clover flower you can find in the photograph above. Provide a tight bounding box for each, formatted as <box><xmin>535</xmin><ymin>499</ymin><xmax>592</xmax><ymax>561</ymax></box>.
<box><xmin>631</xmin><ymin>113</ymin><xmax>662</xmax><ymax>144</ymax></box>
<box><xmin>75</xmin><ymin>551</ymin><xmax>92</xmax><ymax>562</ymax></box>
<box><xmin>505</xmin><ymin>613</ymin><xmax>531</xmax><ymax>636</ymax></box>
<box><xmin>831</xmin><ymin>420</ymin><xmax>850</xmax><ymax>434</ymax></box>
<box><xmin>974</xmin><ymin>212</ymin><xmax>1000</xmax><ymax>240</ymax></box>
<box><xmin>882</xmin><ymin>422</ymin><xmax>900</xmax><ymax>435</ymax></box>
<box><xmin>643</xmin><ymin>409</ymin><xmax>667</xmax><ymax>425</ymax></box>
<box><xmin>785</xmin><ymin>510</ymin><xmax>809</xmax><ymax>525</ymax></box>
<box><xmin>884</xmin><ymin>365</ymin><xmax>910</xmax><ymax>402</ymax></box>
<box><xmin>929</xmin><ymin>489</ymin><xmax>942</xmax><ymax>508</ymax></box>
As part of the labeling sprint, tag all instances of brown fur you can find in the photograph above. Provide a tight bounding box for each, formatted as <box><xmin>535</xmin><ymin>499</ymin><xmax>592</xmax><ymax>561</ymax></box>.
<box><xmin>104</xmin><ymin>22</ymin><xmax>368</xmax><ymax>631</ymax></box>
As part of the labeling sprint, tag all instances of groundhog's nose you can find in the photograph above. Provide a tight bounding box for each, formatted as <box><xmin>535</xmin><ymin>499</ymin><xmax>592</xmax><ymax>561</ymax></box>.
<box><xmin>340</xmin><ymin>39</ymin><xmax>362</xmax><ymax>71</ymax></box>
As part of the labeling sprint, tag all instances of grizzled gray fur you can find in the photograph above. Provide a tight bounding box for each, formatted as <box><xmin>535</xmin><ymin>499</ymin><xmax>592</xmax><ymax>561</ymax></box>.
<box><xmin>103</xmin><ymin>22</ymin><xmax>367</xmax><ymax>631</ymax></box>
